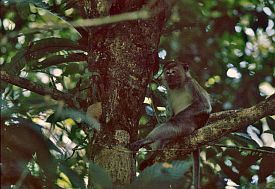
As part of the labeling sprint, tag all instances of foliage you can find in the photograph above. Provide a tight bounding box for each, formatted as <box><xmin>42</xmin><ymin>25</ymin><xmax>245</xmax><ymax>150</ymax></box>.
<box><xmin>129</xmin><ymin>160</ymin><xmax>193</xmax><ymax>189</ymax></box>
<box><xmin>1</xmin><ymin>0</ymin><xmax>274</xmax><ymax>188</ymax></box>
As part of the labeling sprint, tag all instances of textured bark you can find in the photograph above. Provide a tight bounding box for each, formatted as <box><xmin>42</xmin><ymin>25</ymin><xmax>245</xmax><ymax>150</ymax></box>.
<box><xmin>85</xmin><ymin>0</ymin><xmax>173</xmax><ymax>186</ymax></box>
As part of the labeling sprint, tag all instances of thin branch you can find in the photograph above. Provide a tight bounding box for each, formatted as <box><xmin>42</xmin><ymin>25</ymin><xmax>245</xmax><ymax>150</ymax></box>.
<box><xmin>130</xmin><ymin>144</ymin><xmax>275</xmax><ymax>155</ymax></box>
<box><xmin>212</xmin><ymin>144</ymin><xmax>275</xmax><ymax>155</ymax></box>
<box><xmin>0</xmin><ymin>70</ymin><xmax>78</xmax><ymax>107</ymax></box>
<box><xmin>157</xmin><ymin>94</ymin><xmax>275</xmax><ymax>161</ymax></box>
<box><xmin>29</xmin><ymin>9</ymin><xmax>150</xmax><ymax>31</ymax></box>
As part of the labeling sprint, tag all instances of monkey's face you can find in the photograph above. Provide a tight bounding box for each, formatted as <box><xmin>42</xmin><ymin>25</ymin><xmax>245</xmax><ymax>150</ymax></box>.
<box><xmin>164</xmin><ymin>64</ymin><xmax>188</xmax><ymax>89</ymax></box>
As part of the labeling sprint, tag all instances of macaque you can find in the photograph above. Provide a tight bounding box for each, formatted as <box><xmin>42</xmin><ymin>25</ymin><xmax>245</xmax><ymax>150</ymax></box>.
<box><xmin>131</xmin><ymin>60</ymin><xmax>212</xmax><ymax>189</ymax></box>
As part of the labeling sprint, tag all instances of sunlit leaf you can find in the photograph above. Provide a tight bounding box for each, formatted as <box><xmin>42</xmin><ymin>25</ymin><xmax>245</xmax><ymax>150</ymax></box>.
<box><xmin>59</xmin><ymin>162</ymin><xmax>86</xmax><ymax>189</ymax></box>
<box><xmin>230</xmin><ymin>133</ymin><xmax>260</xmax><ymax>147</ymax></box>
<box><xmin>47</xmin><ymin>108</ymin><xmax>100</xmax><ymax>131</ymax></box>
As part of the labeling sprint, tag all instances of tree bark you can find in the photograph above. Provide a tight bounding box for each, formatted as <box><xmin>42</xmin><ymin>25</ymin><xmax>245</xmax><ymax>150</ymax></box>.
<box><xmin>85</xmin><ymin>0</ymin><xmax>173</xmax><ymax>187</ymax></box>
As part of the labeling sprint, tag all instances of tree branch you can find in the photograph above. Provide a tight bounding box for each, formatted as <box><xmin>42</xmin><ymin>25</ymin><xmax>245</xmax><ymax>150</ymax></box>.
<box><xmin>1</xmin><ymin>70</ymin><xmax>78</xmax><ymax>107</ymax></box>
<box><xmin>30</xmin><ymin>9</ymin><xmax>150</xmax><ymax>31</ymax></box>
<box><xmin>159</xmin><ymin>94</ymin><xmax>275</xmax><ymax>161</ymax></box>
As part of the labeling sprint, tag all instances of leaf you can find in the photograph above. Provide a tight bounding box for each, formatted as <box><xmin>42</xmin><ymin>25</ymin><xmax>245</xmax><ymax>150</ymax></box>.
<box><xmin>263</xmin><ymin>130</ymin><xmax>275</xmax><ymax>140</ymax></box>
<box><xmin>1</xmin><ymin>117</ymin><xmax>58</xmax><ymax>187</ymax></box>
<box><xmin>2</xmin><ymin>50</ymin><xmax>27</xmax><ymax>75</ymax></box>
<box><xmin>139</xmin><ymin>115</ymin><xmax>150</xmax><ymax>125</ymax></box>
<box><xmin>59</xmin><ymin>162</ymin><xmax>86</xmax><ymax>189</ymax></box>
<box><xmin>216</xmin><ymin>159</ymin><xmax>239</xmax><ymax>184</ymax></box>
<box><xmin>223</xmin><ymin>148</ymin><xmax>242</xmax><ymax>160</ymax></box>
<box><xmin>258</xmin><ymin>152</ymin><xmax>275</xmax><ymax>183</ymax></box>
<box><xmin>130</xmin><ymin>160</ymin><xmax>192</xmax><ymax>189</ymax></box>
<box><xmin>89</xmin><ymin>162</ymin><xmax>113</xmax><ymax>189</ymax></box>
<box><xmin>206</xmin><ymin>146</ymin><xmax>222</xmax><ymax>159</ymax></box>
<box><xmin>6</xmin><ymin>0</ymin><xmax>50</xmax><ymax>10</ymax></box>
<box><xmin>6</xmin><ymin>37</ymin><xmax>85</xmax><ymax>74</ymax></box>
<box><xmin>27</xmin><ymin>38</ymin><xmax>84</xmax><ymax>60</ymax></box>
<box><xmin>252</xmin><ymin>121</ymin><xmax>264</xmax><ymax>134</ymax></box>
<box><xmin>238</xmin><ymin>154</ymin><xmax>261</xmax><ymax>176</ymax></box>
<box><xmin>63</xmin><ymin>63</ymin><xmax>84</xmax><ymax>75</ymax></box>
<box><xmin>46</xmin><ymin>108</ymin><xmax>100</xmax><ymax>131</ymax></box>
<box><xmin>32</xmin><ymin>53</ymin><xmax>87</xmax><ymax>70</ymax></box>
<box><xmin>266</xmin><ymin>116</ymin><xmax>275</xmax><ymax>131</ymax></box>
<box><xmin>230</xmin><ymin>133</ymin><xmax>260</xmax><ymax>147</ymax></box>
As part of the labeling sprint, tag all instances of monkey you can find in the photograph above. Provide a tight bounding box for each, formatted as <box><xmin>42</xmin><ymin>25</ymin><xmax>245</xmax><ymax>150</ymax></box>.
<box><xmin>131</xmin><ymin>60</ymin><xmax>212</xmax><ymax>189</ymax></box>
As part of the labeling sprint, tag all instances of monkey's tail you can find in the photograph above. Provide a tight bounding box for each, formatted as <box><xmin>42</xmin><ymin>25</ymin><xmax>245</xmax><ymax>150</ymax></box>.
<box><xmin>193</xmin><ymin>149</ymin><xmax>200</xmax><ymax>189</ymax></box>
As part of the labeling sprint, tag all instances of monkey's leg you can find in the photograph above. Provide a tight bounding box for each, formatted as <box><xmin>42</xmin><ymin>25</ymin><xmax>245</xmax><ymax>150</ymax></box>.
<box><xmin>193</xmin><ymin>149</ymin><xmax>200</xmax><ymax>189</ymax></box>
<box><xmin>130</xmin><ymin>138</ymin><xmax>154</xmax><ymax>151</ymax></box>
<box><xmin>130</xmin><ymin>122</ymin><xmax>178</xmax><ymax>151</ymax></box>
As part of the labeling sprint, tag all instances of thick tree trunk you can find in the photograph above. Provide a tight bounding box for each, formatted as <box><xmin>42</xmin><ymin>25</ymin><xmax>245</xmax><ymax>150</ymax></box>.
<box><xmin>85</xmin><ymin>1</ymin><xmax>172</xmax><ymax>187</ymax></box>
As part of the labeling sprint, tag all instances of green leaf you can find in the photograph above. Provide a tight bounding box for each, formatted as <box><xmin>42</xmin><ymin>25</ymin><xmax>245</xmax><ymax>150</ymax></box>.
<box><xmin>6</xmin><ymin>38</ymin><xmax>85</xmax><ymax>75</ymax></box>
<box><xmin>59</xmin><ymin>162</ymin><xmax>86</xmax><ymax>189</ymax></box>
<box><xmin>5</xmin><ymin>0</ymin><xmax>50</xmax><ymax>10</ymax></box>
<box><xmin>89</xmin><ymin>162</ymin><xmax>113</xmax><ymax>189</ymax></box>
<box><xmin>130</xmin><ymin>160</ymin><xmax>192</xmax><ymax>189</ymax></box>
<box><xmin>3</xmin><ymin>50</ymin><xmax>27</xmax><ymax>75</ymax></box>
<box><xmin>63</xmin><ymin>63</ymin><xmax>84</xmax><ymax>75</ymax></box>
<box><xmin>32</xmin><ymin>53</ymin><xmax>87</xmax><ymax>70</ymax></box>
<box><xmin>46</xmin><ymin>108</ymin><xmax>100</xmax><ymax>131</ymax></box>
<box><xmin>230</xmin><ymin>133</ymin><xmax>260</xmax><ymax>147</ymax></box>
<box><xmin>27</xmin><ymin>38</ymin><xmax>84</xmax><ymax>60</ymax></box>
<box><xmin>139</xmin><ymin>115</ymin><xmax>150</xmax><ymax>125</ymax></box>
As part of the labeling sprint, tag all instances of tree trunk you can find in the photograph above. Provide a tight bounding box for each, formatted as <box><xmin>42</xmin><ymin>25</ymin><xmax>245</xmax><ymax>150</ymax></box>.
<box><xmin>85</xmin><ymin>1</ymin><xmax>172</xmax><ymax>187</ymax></box>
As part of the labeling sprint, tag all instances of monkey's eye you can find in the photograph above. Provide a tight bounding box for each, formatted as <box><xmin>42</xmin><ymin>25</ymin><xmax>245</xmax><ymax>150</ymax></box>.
<box><xmin>165</xmin><ymin>69</ymin><xmax>177</xmax><ymax>75</ymax></box>
<box><xmin>170</xmin><ymin>69</ymin><xmax>177</xmax><ymax>74</ymax></box>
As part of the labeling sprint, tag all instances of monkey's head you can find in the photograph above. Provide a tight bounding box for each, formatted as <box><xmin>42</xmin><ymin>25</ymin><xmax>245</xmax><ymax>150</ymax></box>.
<box><xmin>163</xmin><ymin>60</ymin><xmax>190</xmax><ymax>89</ymax></box>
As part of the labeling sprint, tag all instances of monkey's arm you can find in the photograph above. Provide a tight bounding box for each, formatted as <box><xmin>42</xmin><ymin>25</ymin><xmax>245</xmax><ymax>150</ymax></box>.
<box><xmin>187</xmin><ymin>79</ymin><xmax>212</xmax><ymax>115</ymax></box>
